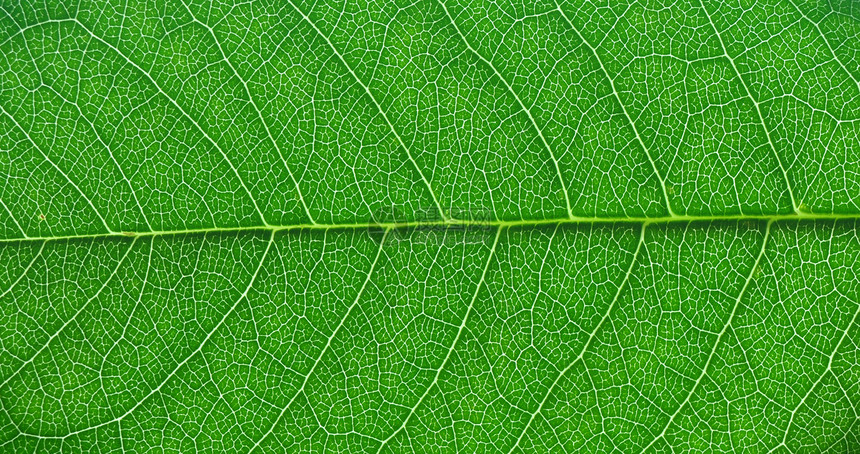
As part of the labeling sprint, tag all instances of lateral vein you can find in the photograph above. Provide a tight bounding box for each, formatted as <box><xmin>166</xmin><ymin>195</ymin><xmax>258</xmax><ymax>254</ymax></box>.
<box><xmin>438</xmin><ymin>0</ymin><xmax>574</xmax><ymax>219</ymax></box>
<box><xmin>247</xmin><ymin>228</ymin><xmax>390</xmax><ymax>453</ymax></box>
<box><xmin>374</xmin><ymin>224</ymin><xmax>502</xmax><ymax>453</ymax></box>
<box><xmin>638</xmin><ymin>219</ymin><xmax>773</xmax><ymax>453</ymax></box>
<box><xmin>506</xmin><ymin>221</ymin><xmax>647</xmax><ymax>454</ymax></box>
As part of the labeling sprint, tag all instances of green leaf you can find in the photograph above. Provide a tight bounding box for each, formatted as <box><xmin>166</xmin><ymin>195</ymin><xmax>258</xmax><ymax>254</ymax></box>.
<box><xmin>0</xmin><ymin>0</ymin><xmax>858</xmax><ymax>452</ymax></box>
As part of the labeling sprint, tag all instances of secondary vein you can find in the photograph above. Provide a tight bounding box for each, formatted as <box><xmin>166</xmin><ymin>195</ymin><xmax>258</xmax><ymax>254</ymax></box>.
<box><xmin>247</xmin><ymin>228</ymin><xmax>390</xmax><ymax>453</ymax></box>
<box><xmin>374</xmin><ymin>224</ymin><xmax>503</xmax><ymax>453</ymax></box>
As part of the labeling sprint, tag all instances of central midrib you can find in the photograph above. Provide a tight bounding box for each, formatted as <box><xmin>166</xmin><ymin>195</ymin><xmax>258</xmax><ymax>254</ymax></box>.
<box><xmin>3</xmin><ymin>211</ymin><xmax>860</xmax><ymax>243</ymax></box>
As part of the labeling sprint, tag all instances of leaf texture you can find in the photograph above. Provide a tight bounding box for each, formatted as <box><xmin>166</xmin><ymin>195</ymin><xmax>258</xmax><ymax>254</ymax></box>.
<box><xmin>0</xmin><ymin>0</ymin><xmax>859</xmax><ymax>452</ymax></box>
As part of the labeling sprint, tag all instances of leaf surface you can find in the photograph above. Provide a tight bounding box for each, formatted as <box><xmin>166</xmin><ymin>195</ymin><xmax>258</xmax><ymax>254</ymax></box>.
<box><xmin>0</xmin><ymin>0</ymin><xmax>859</xmax><ymax>452</ymax></box>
